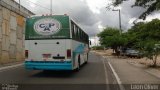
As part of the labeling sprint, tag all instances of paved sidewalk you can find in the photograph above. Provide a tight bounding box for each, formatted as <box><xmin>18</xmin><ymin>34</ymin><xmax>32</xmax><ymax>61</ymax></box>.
<box><xmin>105</xmin><ymin>56</ymin><xmax>160</xmax><ymax>84</ymax></box>
<box><xmin>128</xmin><ymin>61</ymin><xmax>160</xmax><ymax>79</ymax></box>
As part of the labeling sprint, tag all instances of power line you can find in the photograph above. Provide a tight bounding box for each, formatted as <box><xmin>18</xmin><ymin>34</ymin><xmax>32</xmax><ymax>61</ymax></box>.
<box><xmin>17</xmin><ymin>0</ymin><xmax>53</xmax><ymax>14</ymax></box>
<box><xmin>51</xmin><ymin>0</ymin><xmax>52</xmax><ymax>14</ymax></box>
<box><xmin>17</xmin><ymin>0</ymin><xmax>55</xmax><ymax>14</ymax></box>
<box><xmin>32</xmin><ymin>0</ymin><xmax>54</xmax><ymax>14</ymax></box>
<box><xmin>25</xmin><ymin>0</ymin><xmax>51</xmax><ymax>11</ymax></box>
<box><xmin>22</xmin><ymin>0</ymin><xmax>45</xmax><ymax>14</ymax></box>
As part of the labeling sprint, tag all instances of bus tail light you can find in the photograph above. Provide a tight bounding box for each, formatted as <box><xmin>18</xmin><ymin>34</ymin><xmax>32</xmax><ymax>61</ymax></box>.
<box><xmin>67</xmin><ymin>49</ymin><xmax>71</xmax><ymax>59</ymax></box>
<box><xmin>25</xmin><ymin>50</ymin><xmax>28</xmax><ymax>58</ymax></box>
<box><xmin>42</xmin><ymin>54</ymin><xmax>51</xmax><ymax>58</ymax></box>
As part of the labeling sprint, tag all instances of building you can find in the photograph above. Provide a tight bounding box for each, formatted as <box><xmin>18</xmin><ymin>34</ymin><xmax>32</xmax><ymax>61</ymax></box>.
<box><xmin>0</xmin><ymin>0</ymin><xmax>34</xmax><ymax>64</ymax></box>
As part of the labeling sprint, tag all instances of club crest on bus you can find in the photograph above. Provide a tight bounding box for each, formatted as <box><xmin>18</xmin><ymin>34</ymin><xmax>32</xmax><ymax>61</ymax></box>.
<box><xmin>34</xmin><ymin>18</ymin><xmax>61</xmax><ymax>35</ymax></box>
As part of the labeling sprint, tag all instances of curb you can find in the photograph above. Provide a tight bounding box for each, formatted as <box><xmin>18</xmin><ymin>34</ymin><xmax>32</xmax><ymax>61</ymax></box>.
<box><xmin>0</xmin><ymin>62</ymin><xmax>24</xmax><ymax>71</ymax></box>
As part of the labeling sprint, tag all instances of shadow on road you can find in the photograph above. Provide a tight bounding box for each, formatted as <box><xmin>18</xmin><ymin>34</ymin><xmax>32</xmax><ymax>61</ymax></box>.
<box><xmin>32</xmin><ymin>70</ymin><xmax>74</xmax><ymax>78</ymax></box>
<box><xmin>30</xmin><ymin>63</ymin><xmax>88</xmax><ymax>78</ymax></box>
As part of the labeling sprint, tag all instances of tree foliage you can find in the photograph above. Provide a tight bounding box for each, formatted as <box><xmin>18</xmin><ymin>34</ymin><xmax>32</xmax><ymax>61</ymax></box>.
<box><xmin>113</xmin><ymin>0</ymin><xmax>160</xmax><ymax>19</ymax></box>
<box><xmin>124</xmin><ymin>19</ymin><xmax>160</xmax><ymax>66</ymax></box>
<box><xmin>98</xmin><ymin>19</ymin><xmax>160</xmax><ymax>66</ymax></box>
<box><xmin>127</xmin><ymin>19</ymin><xmax>160</xmax><ymax>46</ymax></box>
<box><xmin>92</xmin><ymin>46</ymin><xmax>104</xmax><ymax>50</ymax></box>
<box><xmin>98</xmin><ymin>27</ymin><xmax>127</xmax><ymax>53</ymax></box>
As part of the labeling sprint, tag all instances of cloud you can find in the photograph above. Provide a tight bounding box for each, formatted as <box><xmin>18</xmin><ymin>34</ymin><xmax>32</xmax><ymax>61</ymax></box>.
<box><xmin>85</xmin><ymin>0</ymin><xmax>108</xmax><ymax>14</ymax></box>
<box><xmin>97</xmin><ymin>0</ymin><xmax>146</xmax><ymax>32</ymax></box>
<box><xmin>15</xmin><ymin>0</ymin><xmax>160</xmax><ymax>37</ymax></box>
<box><xmin>15</xmin><ymin>0</ymin><xmax>99</xmax><ymax>36</ymax></box>
<box><xmin>145</xmin><ymin>11</ymin><xmax>160</xmax><ymax>22</ymax></box>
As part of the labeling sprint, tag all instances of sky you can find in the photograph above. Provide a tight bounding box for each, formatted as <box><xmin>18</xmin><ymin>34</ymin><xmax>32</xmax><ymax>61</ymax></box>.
<box><xmin>15</xmin><ymin>0</ymin><xmax>160</xmax><ymax>46</ymax></box>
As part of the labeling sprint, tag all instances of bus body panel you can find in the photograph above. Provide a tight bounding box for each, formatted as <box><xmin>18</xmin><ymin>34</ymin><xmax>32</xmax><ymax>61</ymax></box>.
<box><xmin>71</xmin><ymin>40</ymin><xmax>88</xmax><ymax>69</ymax></box>
<box><xmin>25</xmin><ymin>39</ymin><xmax>73</xmax><ymax>70</ymax></box>
<box><xmin>25</xmin><ymin>15</ymin><xmax>89</xmax><ymax>71</ymax></box>
<box><xmin>25</xmin><ymin>15</ymin><xmax>71</xmax><ymax>40</ymax></box>
<box><xmin>28</xmin><ymin>40</ymin><xmax>66</xmax><ymax>61</ymax></box>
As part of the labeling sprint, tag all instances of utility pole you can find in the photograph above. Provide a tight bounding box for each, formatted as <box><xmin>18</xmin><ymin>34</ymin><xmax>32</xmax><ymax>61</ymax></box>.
<box><xmin>112</xmin><ymin>9</ymin><xmax>122</xmax><ymax>34</ymax></box>
<box><xmin>50</xmin><ymin>0</ymin><xmax>52</xmax><ymax>14</ymax></box>
<box><xmin>119</xmin><ymin>9</ymin><xmax>122</xmax><ymax>34</ymax></box>
<box><xmin>19</xmin><ymin>0</ymin><xmax>21</xmax><ymax>11</ymax></box>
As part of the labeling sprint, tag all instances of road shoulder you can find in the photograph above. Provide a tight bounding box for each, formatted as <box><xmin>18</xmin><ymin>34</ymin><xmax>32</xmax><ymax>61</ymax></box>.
<box><xmin>93</xmin><ymin>50</ymin><xmax>160</xmax><ymax>84</ymax></box>
<box><xmin>0</xmin><ymin>61</ymin><xmax>23</xmax><ymax>71</ymax></box>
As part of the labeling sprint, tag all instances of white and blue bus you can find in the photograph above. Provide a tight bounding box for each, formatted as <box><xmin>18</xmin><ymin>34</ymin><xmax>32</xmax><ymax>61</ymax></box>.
<box><xmin>25</xmin><ymin>14</ymin><xmax>89</xmax><ymax>71</ymax></box>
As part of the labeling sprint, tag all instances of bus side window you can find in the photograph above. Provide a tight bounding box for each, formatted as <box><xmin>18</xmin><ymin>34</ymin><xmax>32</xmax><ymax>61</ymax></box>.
<box><xmin>76</xmin><ymin>26</ymin><xmax>79</xmax><ymax>40</ymax></box>
<box><xmin>71</xmin><ymin>22</ymin><xmax>75</xmax><ymax>39</ymax></box>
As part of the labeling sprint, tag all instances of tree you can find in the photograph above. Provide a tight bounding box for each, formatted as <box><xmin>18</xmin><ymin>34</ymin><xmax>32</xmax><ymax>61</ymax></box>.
<box><xmin>113</xmin><ymin>0</ymin><xmax>160</xmax><ymax>19</ymax></box>
<box><xmin>143</xmin><ymin>40</ymin><xmax>160</xmax><ymax>67</ymax></box>
<box><xmin>98</xmin><ymin>27</ymin><xmax>127</xmax><ymax>54</ymax></box>
<box><xmin>98</xmin><ymin>19</ymin><xmax>160</xmax><ymax>67</ymax></box>
<box><xmin>126</xmin><ymin>19</ymin><xmax>160</xmax><ymax>67</ymax></box>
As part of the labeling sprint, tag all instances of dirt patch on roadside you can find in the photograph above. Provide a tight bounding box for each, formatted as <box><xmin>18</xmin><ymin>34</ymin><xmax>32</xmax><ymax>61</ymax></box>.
<box><xmin>92</xmin><ymin>49</ymin><xmax>113</xmax><ymax>56</ymax></box>
<box><xmin>93</xmin><ymin>49</ymin><xmax>160</xmax><ymax>69</ymax></box>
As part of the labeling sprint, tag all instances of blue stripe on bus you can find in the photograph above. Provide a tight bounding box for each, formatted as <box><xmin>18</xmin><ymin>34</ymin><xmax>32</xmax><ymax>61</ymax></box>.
<box><xmin>72</xmin><ymin>44</ymin><xmax>85</xmax><ymax>64</ymax></box>
<box><xmin>25</xmin><ymin>61</ymin><xmax>72</xmax><ymax>70</ymax></box>
<box><xmin>74</xmin><ymin>44</ymin><xmax>85</xmax><ymax>54</ymax></box>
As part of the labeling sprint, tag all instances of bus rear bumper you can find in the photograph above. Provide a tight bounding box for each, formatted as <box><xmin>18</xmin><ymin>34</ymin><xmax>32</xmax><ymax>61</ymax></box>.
<box><xmin>25</xmin><ymin>61</ymin><xmax>73</xmax><ymax>70</ymax></box>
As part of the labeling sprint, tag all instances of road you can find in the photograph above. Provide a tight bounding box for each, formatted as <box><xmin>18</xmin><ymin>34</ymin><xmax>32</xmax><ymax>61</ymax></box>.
<box><xmin>0</xmin><ymin>53</ymin><xmax>160</xmax><ymax>90</ymax></box>
<box><xmin>0</xmin><ymin>53</ymin><xmax>116</xmax><ymax>90</ymax></box>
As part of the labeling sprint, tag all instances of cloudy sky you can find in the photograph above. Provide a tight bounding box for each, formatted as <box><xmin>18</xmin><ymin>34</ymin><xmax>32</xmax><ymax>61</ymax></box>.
<box><xmin>15</xmin><ymin>0</ymin><xmax>160</xmax><ymax>45</ymax></box>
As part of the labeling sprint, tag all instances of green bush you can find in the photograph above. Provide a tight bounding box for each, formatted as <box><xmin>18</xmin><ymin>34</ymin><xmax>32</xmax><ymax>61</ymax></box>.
<box><xmin>92</xmin><ymin>46</ymin><xmax>104</xmax><ymax>50</ymax></box>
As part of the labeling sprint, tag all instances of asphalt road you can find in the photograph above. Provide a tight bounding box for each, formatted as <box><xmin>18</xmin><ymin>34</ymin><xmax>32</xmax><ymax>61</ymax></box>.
<box><xmin>1</xmin><ymin>52</ymin><xmax>160</xmax><ymax>90</ymax></box>
<box><xmin>0</xmin><ymin>53</ymin><xmax>119</xmax><ymax>90</ymax></box>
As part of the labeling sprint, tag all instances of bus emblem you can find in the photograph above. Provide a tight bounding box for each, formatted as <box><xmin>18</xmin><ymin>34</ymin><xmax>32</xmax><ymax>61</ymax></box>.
<box><xmin>34</xmin><ymin>18</ymin><xmax>61</xmax><ymax>35</ymax></box>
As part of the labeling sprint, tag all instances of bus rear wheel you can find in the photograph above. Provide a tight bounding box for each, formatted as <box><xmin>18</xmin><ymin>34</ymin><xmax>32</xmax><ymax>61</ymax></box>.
<box><xmin>75</xmin><ymin>55</ymin><xmax>81</xmax><ymax>71</ymax></box>
<box><xmin>85</xmin><ymin>53</ymin><xmax>89</xmax><ymax>64</ymax></box>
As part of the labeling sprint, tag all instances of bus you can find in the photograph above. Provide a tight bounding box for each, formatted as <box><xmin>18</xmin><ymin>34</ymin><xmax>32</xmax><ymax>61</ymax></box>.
<box><xmin>25</xmin><ymin>14</ymin><xmax>89</xmax><ymax>71</ymax></box>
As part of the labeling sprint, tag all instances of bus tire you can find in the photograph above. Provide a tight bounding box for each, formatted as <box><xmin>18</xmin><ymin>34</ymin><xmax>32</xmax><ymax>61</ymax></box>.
<box><xmin>85</xmin><ymin>53</ymin><xmax>89</xmax><ymax>64</ymax></box>
<box><xmin>75</xmin><ymin>55</ymin><xmax>81</xmax><ymax>71</ymax></box>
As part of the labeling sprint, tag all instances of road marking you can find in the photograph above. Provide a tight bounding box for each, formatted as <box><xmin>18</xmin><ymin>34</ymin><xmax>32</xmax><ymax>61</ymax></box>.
<box><xmin>101</xmin><ymin>57</ymin><xmax>110</xmax><ymax>90</ymax></box>
<box><xmin>0</xmin><ymin>63</ymin><xmax>23</xmax><ymax>71</ymax></box>
<box><xmin>108</xmin><ymin>61</ymin><xmax>125</xmax><ymax>90</ymax></box>
<box><xmin>102</xmin><ymin>58</ymin><xmax>109</xmax><ymax>84</ymax></box>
